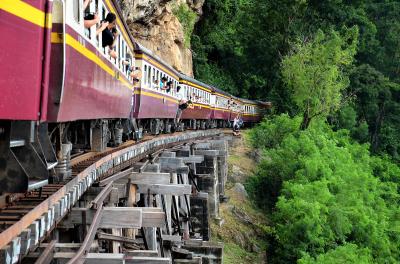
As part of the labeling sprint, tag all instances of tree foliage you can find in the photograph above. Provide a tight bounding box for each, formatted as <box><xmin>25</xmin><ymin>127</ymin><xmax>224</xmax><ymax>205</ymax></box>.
<box><xmin>192</xmin><ymin>0</ymin><xmax>400</xmax><ymax>160</ymax></box>
<box><xmin>281</xmin><ymin>28</ymin><xmax>358</xmax><ymax>129</ymax></box>
<box><xmin>173</xmin><ymin>3</ymin><xmax>197</xmax><ymax>48</ymax></box>
<box><xmin>247</xmin><ymin>115</ymin><xmax>400</xmax><ymax>263</ymax></box>
<box><xmin>194</xmin><ymin>2</ymin><xmax>400</xmax><ymax>261</ymax></box>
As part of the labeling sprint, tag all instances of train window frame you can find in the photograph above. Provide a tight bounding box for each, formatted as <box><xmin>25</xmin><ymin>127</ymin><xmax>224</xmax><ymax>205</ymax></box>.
<box><xmin>144</xmin><ymin>65</ymin><xmax>148</xmax><ymax>85</ymax></box>
<box><xmin>118</xmin><ymin>35</ymin><xmax>122</xmax><ymax>69</ymax></box>
<box><xmin>147</xmin><ymin>65</ymin><xmax>151</xmax><ymax>86</ymax></box>
<box><xmin>73</xmin><ymin>0</ymin><xmax>81</xmax><ymax>24</ymax></box>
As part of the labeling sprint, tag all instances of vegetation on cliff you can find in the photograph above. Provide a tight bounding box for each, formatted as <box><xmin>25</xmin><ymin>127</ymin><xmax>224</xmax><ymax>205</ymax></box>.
<box><xmin>192</xmin><ymin>0</ymin><xmax>400</xmax><ymax>161</ymax></box>
<box><xmin>192</xmin><ymin>2</ymin><xmax>400</xmax><ymax>262</ymax></box>
<box><xmin>247</xmin><ymin>115</ymin><xmax>400</xmax><ymax>263</ymax></box>
<box><xmin>243</xmin><ymin>24</ymin><xmax>400</xmax><ymax>263</ymax></box>
<box><xmin>211</xmin><ymin>134</ymin><xmax>269</xmax><ymax>263</ymax></box>
<box><xmin>173</xmin><ymin>3</ymin><xmax>197</xmax><ymax>48</ymax></box>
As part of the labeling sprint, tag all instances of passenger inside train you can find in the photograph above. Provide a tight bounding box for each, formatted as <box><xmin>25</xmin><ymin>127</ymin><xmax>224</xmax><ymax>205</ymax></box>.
<box><xmin>152</xmin><ymin>79</ymin><xmax>160</xmax><ymax>89</ymax></box>
<box><xmin>160</xmin><ymin>77</ymin><xmax>168</xmax><ymax>91</ymax></box>
<box><xmin>175</xmin><ymin>86</ymin><xmax>192</xmax><ymax>126</ymax></box>
<box><xmin>123</xmin><ymin>53</ymin><xmax>133</xmax><ymax>75</ymax></box>
<box><xmin>83</xmin><ymin>0</ymin><xmax>99</xmax><ymax>29</ymax></box>
<box><xmin>97</xmin><ymin>13</ymin><xmax>118</xmax><ymax>59</ymax></box>
<box><xmin>166</xmin><ymin>81</ymin><xmax>173</xmax><ymax>93</ymax></box>
<box><xmin>130</xmin><ymin>67</ymin><xmax>142</xmax><ymax>83</ymax></box>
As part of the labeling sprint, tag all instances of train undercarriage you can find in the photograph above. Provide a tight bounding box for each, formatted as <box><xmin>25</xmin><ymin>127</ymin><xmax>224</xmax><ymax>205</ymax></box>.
<box><xmin>0</xmin><ymin>118</ymin><xmax>232</xmax><ymax>195</ymax></box>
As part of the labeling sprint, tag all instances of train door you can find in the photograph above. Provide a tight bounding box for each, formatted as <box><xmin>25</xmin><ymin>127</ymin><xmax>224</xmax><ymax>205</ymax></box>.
<box><xmin>0</xmin><ymin>0</ymin><xmax>51</xmax><ymax>120</ymax></box>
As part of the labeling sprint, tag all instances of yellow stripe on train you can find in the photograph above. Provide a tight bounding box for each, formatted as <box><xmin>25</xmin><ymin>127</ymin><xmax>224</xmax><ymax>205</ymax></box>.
<box><xmin>51</xmin><ymin>32</ymin><xmax>132</xmax><ymax>90</ymax></box>
<box><xmin>0</xmin><ymin>0</ymin><xmax>51</xmax><ymax>28</ymax></box>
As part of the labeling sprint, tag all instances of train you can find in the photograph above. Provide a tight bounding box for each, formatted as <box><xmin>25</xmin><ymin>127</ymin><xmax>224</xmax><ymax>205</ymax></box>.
<box><xmin>0</xmin><ymin>0</ymin><xmax>271</xmax><ymax>194</ymax></box>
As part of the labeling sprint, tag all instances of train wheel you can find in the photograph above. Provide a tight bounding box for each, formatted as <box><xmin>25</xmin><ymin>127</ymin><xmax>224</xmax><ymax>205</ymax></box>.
<box><xmin>150</xmin><ymin>119</ymin><xmax>160</xmax><ymax>135</ymax></box>
<box><xmin>201</xmin><ymin>120</ymin><xmax>206</xmax><ymax>130</ymax></box>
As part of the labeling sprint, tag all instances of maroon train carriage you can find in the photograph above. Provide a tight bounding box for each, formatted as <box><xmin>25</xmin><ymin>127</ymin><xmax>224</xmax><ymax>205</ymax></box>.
<box><xmin>0</xmin><ymin>0</ymin><xmax>137</xmax><ymax>194</ymax></box>
<box><xmin>1</xmin><ymin>0</ymin><xmax>59</xmax><ymax>193</ymax></box>
<box><xmin>210</xmin><ymin>87</ymin><xmax>232</xmax><ymax>127</ymax></box>
<box><xmin>229</xmin><ymin>96</ymin><xmax>243</xmax><ymax>122</ymax></box>
<box><xmin>133</xmin><ymin>43</ymin><xmax>181</xmax><ymax>135</ymax></box>
<box><xmin>240</xmin><ymin>98</ymin><xmax>262</xmax><ymax>123</ymax></box>
<box><xmin>0</xmin><ymin>0</ymin><xmax>271</xmax><ymax>194</ymax></box>
<box><xmin>179</xmin><ymin>74</ymin><xmax>214</xmax><ymax>129</ymax></box>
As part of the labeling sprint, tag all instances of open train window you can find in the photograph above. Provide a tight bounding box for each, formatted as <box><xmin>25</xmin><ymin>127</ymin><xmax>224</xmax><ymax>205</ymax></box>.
<box><xmin>147</xmin><ymin>65</ymin><xmax>152</xmax><ymax>85</ymax></box>
<box><xmin>144</xmin><ymin>65</ymin><xmax>147</xmax><ymax>84</ymax></box>
<box><xmin>147</xmin><ymin>66</ymin><xmax>151</xmax><ymax>85</ymax></box>
<box><xmin>118</xmin><ymin>36</ymin><xmax>122</xmax><ymax>68</ymax></box>
<box><xmin>73</xmin><ymin>0</ymin><xmax>81</xmax><ymax>23</ymax></box>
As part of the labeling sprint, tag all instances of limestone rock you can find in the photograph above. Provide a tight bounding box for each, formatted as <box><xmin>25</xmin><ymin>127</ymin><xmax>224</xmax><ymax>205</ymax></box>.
<box><xmin>118</xmin><ymin>0</ymin><xmax>204</xmax><ymax>76</ymax></box>
<box><xmin>232</xmin><ymin>206</ymin><xmax>252</xmax><ymax>225</ymax></box>
<box><xmin>233</xmin><ymin>183</ymin><xmax>248</xmax><ymax>198</ymax></box>
<box><xmin>230</xmin><ymin>165</ymin><xmax>246</xmax><ymax>182</ymax></box>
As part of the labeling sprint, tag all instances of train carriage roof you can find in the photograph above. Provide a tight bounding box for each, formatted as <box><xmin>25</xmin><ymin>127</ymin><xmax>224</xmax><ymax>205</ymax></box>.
<box><xmin>211</xmin><ymin>86</ymin><xmax>231</xmax><ymax>97</ymax></box>
<box><xmin>178</xmin><ymin>73</ymin><xmax>213</xmax><ymax>91</ymax></box>
<box><xmin>256</xmin><ymin>100</ymin><xmax>273</xmax><ymax>108</ymax></box>
<box><xmin>239</xmin><ymin>98</ymin><xmax>258</xmax><ymax>105</ymax></box>
<box><xmin>134</xmin><ymin>42</ymin><xmax>180</xmax><ymax>78</ymax></box>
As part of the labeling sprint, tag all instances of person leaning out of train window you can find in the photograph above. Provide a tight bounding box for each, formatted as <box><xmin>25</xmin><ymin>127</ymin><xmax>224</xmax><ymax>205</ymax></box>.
<box><xmin>122</xmin><ymin>59</ymin><xmax>132</xmax><ymax>75</ymax></box>
<box><xmin>165</xmin><ymin>81</ymin><xmax>174</xmax><ymax>93</ymax></box>
<box><xmin>176</xmin><ymin>86</ymin><xmax>184</xmax><ymax>101</ymax></box>
<box><xmin>175</xmin><ymin>86</ymin><xmax>192</xmax><ymax>125</ymax></box>
<box><xmin>83</xmin><ymin>0</ymin><xmax>100</xmax><ymax>29</ymax></box>
<box><xmin>191</xmin><ymin>92</ymin><xmax>197</xmax><ymax>102</ymax></box>
<box><xmin>160</xmin><ymin>77</ymin><xmax>168</xmax><ymax>91</ymax></box>
<box><xmin>108</xmin><ymin>28</ymin><xmax>119</xmax><ymax>59</ymax></box>
<box><xmin>96</xmin><ymin>13</ymin><xmax>118</xmax><ymax>59</ymax></box>
<box><xmin>129</xmin><ymin>67</ymin><xmax>142</xmax><ymax>85</ymax></box>
<box><xmin>152</xmin><ymin>79</ymin><xmax>160</xmax><ymax>90</ymax></box>
<box><xmin>122</xmin><ymin>53</ymin><xmax>132</xmax><ymax>74</ymax></box>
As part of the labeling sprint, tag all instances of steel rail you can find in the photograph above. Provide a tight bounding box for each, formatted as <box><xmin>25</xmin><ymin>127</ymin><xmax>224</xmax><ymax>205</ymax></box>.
<box><xmin>67</xmin><ymin>183</ymin><xmax>113</xmax><ymax>264</ymax></box>
<box><xmin>0</xmin><ymin>130</ymin><xmax>220</xmax><ymax>252</ymax></box>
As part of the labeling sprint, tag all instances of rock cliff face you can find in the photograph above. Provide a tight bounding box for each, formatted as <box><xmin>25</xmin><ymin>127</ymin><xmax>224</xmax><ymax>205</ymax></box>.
<box><xmin>118</xmin><ymin>0</ymin><xmax>204</xmax><ymax>76</ymax></box>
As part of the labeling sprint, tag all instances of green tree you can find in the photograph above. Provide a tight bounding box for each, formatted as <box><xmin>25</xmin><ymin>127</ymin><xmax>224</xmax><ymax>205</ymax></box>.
<box><xmin>173</xmin><ymin>4</ymin><xmax>197</xmax><ymax>48</ymax></box>
<box><xmin>349</xmin><ymin>64</ymin><xmax>400</xmax><ymax>158</ymax></box>
<box><xmin>299</xmin><ymin>244</ymin><xmax>374</xmax><ymax>264</ymax></box>
<box><xmin>247</xmin><ymin>115</ymin><xmax>400</xmax><ymax>263</ymax></box>
<box><xmin>281</xmin><ymin>28</ymin><xmax>358</xmax><ymax>129</ymax></box>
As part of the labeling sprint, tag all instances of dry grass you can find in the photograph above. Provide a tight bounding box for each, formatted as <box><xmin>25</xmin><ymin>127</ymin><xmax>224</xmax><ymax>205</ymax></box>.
<box><xmin>211</xmin><ymin>133</ymin><xmax>270</xmax><ymax>264</ymax></box>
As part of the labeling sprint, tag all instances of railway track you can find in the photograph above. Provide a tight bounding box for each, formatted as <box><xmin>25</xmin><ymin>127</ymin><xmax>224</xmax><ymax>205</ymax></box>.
<box><xmin>0</xmin><ymin>129</ymin><xmax>226</xmax><ymax>263</ymax></box>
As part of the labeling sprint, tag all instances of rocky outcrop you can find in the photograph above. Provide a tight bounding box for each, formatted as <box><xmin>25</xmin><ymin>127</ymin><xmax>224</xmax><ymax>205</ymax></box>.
<box><xmin>118</xmin><ymin>0</ymin><xmax>205</xmax><ymax>76</ymax></box>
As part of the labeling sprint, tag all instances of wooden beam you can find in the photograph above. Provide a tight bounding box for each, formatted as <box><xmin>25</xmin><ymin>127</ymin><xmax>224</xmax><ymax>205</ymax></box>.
<box><xmin>34</xmin><ymin>240</ymin><xmax>56</xmax><ymax>264</ymax></box>
<box><xmin>54</xmin><ymin>253</ymin><xmax>172</xmax><ymax>264</ymax></box>
<box><xmin>63</xmin><ymin>207</ymin><xmax>164</xmax><ymax>228</ymax></box>
<box><xmin>125</xmin><ymin>250</ymin><xmax>158</xmax><ymax>257</ymax></box>
<box><xmin>129</xmin><ymin>172</ymin><xmax>171</xmax><ymax>185</ymax></box>
<box><xmin>136</xmin><ymin>184</ymin><xmax>192</xmax><ymax>195</ymax></box>
<box><xmin>142</xmin><ymin>208</ymin><xmax>165</xmax><ymax>228</ymax></box>
<box><xmin>180</xmin><ymin>156</ymin><xmax>204</xmax><ymax>164</ymax></box>
<box><xmin>101</xmin><ymin>208</ymin><xmax>142</xmax><ymax>229</ymax></box>
<box><xmin>124</xmin><ymin>256</ymin><xmax>171</xmax><ymax>263</ymax></box>
<box><xmin>161</xmin><ymin>235</ymin><xmax>182</xmax><ymax>242</ymax></box>
<box><xmin>54</xmin><ymin>253</ymin><xmax>123</xmax><ymax>264</ymax></box>
<box><xmin>96</xmin><ymin>232</ymin><xmax>141</xmax><ymax>249</ymax></box>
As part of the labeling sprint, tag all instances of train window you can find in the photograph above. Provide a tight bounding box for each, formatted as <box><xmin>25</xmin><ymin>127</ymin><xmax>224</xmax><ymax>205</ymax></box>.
<box><xmin>100</xmin><ymin>6</ymin><xmax>107</xmax><ymax>52</ymax></box>
<box><xmin>147</xmin><ymin>66</ymin><xmax>151</xmax><ymax>85</ymax></box>
<box><xmin>73</xmin><ymin>0</ymin><xmax>80</xmax><ymax>23</ymax></box>
<box><xmin>118</xmin><ymin>36</ymin><xmax>122</xmax><ymax>67</ymax></box>
<box><xmin>144</xmin><ymin>65</ymin><xmax>148</xmax><ymax>84</ymax></box>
